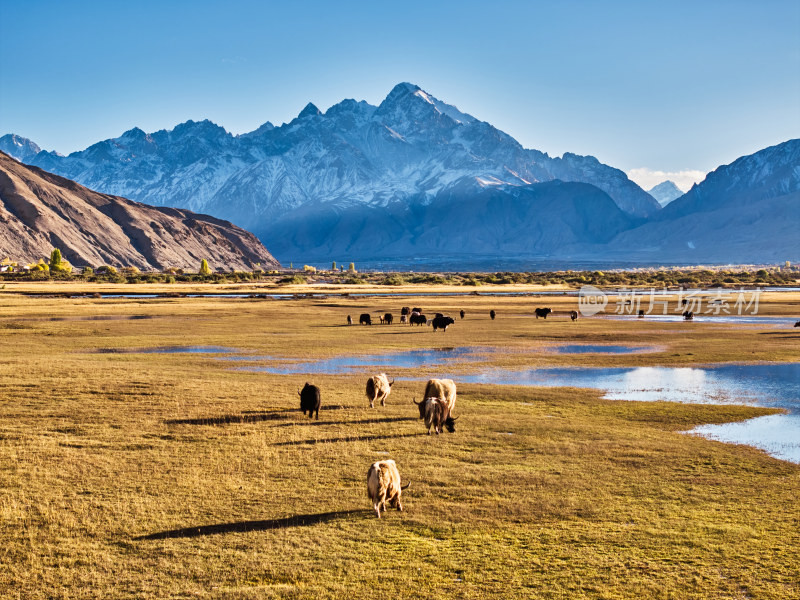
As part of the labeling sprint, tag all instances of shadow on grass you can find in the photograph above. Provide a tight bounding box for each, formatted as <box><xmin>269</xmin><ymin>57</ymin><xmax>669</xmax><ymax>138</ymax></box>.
<box><xmin>758</xmin><ymin>331</ymin><xmax>800</xmax><ymax>336</ymax></box>
<box><xmin>274</xmin><ymin>431</ymin><xmax>427</xmax><ymax>446</ymax></box>
<box><xmin>271</xmin><ymin>416</ymin><xmax>418</xmax><ymax>428</ymax></box>
<box><xmin>167</xmin><ymin>405</ymin><xmax>350</xmax><ymax>426</ymax></box>
<box><xmin>136</xmin><ymin>509</ymin><xmax>370</xmax><ymax>540</ymax></box>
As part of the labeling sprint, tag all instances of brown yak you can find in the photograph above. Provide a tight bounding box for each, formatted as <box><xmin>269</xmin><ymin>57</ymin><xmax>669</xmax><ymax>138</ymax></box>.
<box><xmin>365</xmin><ymin>373</ymin><xmax>395</xmax><ymax>408</ymax></box>
<box><xmin>423</xmin><ymin>378</ymin><xmax>457</xmax><ymax>416</ymax></box>
<box><xmin>413</xmin><ymin>396</ymin><xmax>456</xmax><ymax>434</ymax></box>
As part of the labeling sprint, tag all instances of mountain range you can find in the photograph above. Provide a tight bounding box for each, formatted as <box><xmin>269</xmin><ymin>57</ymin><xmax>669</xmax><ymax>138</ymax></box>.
<box><xmin>0</xmin><ymin>151</ymin><xmax>279</xmax><ymax>271</ymax></box>
<box><xmin>2</xmin><ymin>83</ymin><xmax>798</xmax><ymax>267</ymax></box>
<box><xmin>610</xmin><ymin>140</ymin><xmax>800</xmax><ymax>263</ymax></box>
<box><xmin>647</xmin><ymin>181</ymin><xmax>684</xmax><ymax>206</ymax></box>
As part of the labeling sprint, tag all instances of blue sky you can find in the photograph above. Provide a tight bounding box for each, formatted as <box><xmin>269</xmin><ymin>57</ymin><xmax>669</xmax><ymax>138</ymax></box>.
<box><xmin>1</xmin><ymin>0</ymin><xmax>798</xmax><ymax>189</ymax></box>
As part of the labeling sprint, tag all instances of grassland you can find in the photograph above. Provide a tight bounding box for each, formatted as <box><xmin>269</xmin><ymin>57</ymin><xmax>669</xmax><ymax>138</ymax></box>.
<box><xmin>1</xmin><ymin>283</ymin><xmax>798</xmax><ymax>599</ymax></box>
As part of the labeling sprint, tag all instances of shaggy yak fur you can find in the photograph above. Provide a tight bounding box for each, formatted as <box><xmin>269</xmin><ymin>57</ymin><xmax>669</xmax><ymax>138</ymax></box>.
<box><xmin>367</xmin><ymin>460</ymin><xmax>409</xmax><ymax>518</ymax></box>
<box><xmin>365</xmin><ymin>373</ymin><xmax>394</xmax><ymax>408</ymax></box>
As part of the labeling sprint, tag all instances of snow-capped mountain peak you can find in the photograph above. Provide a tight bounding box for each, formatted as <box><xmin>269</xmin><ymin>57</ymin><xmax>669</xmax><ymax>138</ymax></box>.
<box><xmin>2</xmin><ymin>82</ymin><xmax>662</xmax><ymax>250</ymax></box>
<box><xmin>0</xmin><ymin>133</ymin><xmax>42</xmax><ymax>163</ymax></box>
<box><xmin>647</xmin><ymin>180</ymin><xmax>684</xmax><ymax>206</ymax></box>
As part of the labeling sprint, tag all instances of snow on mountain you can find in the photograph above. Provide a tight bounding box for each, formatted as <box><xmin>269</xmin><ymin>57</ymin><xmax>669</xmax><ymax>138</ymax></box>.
<box><xmin>2</xmin><ymin>83</ymin><xmax>659</xmax><ymax>227</ymax></box>
<box><xmin>1</xmin><ymin>83</ymin><xmax>673</xmax><ymax>262</ymax></box>
<box><xmin>0</xmin><ymin>134</ymin><xmax>42</xmax><ymax>163</ymax></box>
<box><xmin>610</xmin><ymin>139</ymin><xmax>800</xmax><ymax>262</ymax></box>
<box><xmin>647</xmin><ymin>180</ymin><xmax>684</xmax><ymax>206</ymax></box>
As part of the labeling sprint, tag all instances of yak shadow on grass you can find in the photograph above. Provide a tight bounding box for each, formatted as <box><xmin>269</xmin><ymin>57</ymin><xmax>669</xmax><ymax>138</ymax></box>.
<box><xmin>166</xmin><ymin>405</ymin><xmax>349</xmax><ymax>427</ymax></box>
<box><xmin>274</xmin><ymin>431</ymin><xmax>427</xmax><ymax>446</ymax></box>
<box><xmin>136</xmin><ymin>509</ymin><xmax>370</xmax><ymax>540</ymax></box>
<box><xmin>271</xmin><ymin>416</ymin><xmax>418</xmax><ymax>428</ymax></box>
<box><xmin>758</xmin><ymin>331</ymin><xmax>800</xmax><ymax>337</ymax></box>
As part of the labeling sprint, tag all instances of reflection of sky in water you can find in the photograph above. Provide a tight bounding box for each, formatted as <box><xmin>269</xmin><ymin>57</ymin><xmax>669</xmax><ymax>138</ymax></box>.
<box><xmin>228</xmin><ymin>347</ymin><xmax>478</xmax><ymax>373</ymax></box>
<box><xmin>145</xmin><ymin>346</ymin><xmax>242</xmax><ymax>354</ymax></box>
<box><xmin>229</xmin><ymin>343</ymin><xmax>799</xmax><ymax>464</ymax></box>
<box><xmin>458</xmin><ymin>364</ymin><xmax>799</xmax><ymax>409</ymax></box>
<box><xmin>607</xmin><ymin>314</ymin><xmax>797</xmax><ymax>325</ymax></box>
<box><xmin>460</xmin><ymin>364</ymin><xmax>800</xmax><ymax>463</ymax></box>
<box><xmin>550</xmin><ymin>345</ymin><xmax>655</xmax><ymax>354</ymax></box>
<box><xmin>692</xmin><ymin>414</ymin><xmax>800</xmax><ymax>464</ymax></box>
<box><xmin>104</xmin><ymin>346</ymin><xmax>243</xmax><ymax>354</ymax></box>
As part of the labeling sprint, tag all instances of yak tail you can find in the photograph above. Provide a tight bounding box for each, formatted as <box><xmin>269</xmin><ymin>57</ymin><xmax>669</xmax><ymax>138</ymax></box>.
<box><xmin>401</xmin><ymin>481</ymin><xmax>411</xmax><ymax>490</ymax></box>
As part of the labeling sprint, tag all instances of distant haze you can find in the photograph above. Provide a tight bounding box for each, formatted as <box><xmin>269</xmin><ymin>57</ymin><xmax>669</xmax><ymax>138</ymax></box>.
<box><xmin>627</xmin><ymin>169</ymin><xmax>703</xmax><ymax>192</ymax></box>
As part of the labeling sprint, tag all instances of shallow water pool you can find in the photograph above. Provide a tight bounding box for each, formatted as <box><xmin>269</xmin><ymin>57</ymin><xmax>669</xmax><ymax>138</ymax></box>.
<box><xmin>457</xmin><ymin>363</ymin><xmax>800</xmax><ymax>463</ymax></box>
<box><xmin>547</xmin><ymin>344</ymin><xmax>657</xmax><ymax>354</ymax></box>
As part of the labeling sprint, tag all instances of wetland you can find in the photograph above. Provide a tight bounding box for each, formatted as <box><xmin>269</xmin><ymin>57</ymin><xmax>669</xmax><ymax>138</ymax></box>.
<box><xmin>0</xmin><ymin>281</ymin><xmax>798</xmax><ymax>599</ymax></box>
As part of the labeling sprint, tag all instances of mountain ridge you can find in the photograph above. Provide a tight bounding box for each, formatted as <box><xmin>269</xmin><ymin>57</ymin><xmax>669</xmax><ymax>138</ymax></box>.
<box><xmin>0</xmin><ymin>151</ymin><xmax>280</xmax><ymax>271</ymax></box>
<box><xmin>609</xmin><ymin>139</ymin><xmax>800</xmax><ymax>262</ymax></box>
<box><xmin>647</xmin><ymin>180</ymin><xmax>684</xmax><ymax>206</ymax></box>
<box><xmin>1</xmin><ymin>83</ymin><xmax>661</xmax><ymax>231</ymax></box>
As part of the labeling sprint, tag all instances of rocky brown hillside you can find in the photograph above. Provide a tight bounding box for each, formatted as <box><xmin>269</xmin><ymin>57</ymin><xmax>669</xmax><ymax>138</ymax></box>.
<box><xmin>0</xmin><ymin>151</ymin><xmax>280</xmax><ymax>271</ymax></box>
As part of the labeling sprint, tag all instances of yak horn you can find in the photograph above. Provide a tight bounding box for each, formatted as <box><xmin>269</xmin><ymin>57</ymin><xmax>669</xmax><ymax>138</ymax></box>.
<box><xmin>390</xmin><ymin>379</ymin><xmax>395</xmax><ymax>386</ymax></box>
<box><xmin>412</xmin><ymin>397</ymin><xmax>420</xmax><ymax>405</ymax></box>
<box><xmin>401</xmin><ymin>481</ymin><xmax>411</xmax><ymax>490</ymax></box>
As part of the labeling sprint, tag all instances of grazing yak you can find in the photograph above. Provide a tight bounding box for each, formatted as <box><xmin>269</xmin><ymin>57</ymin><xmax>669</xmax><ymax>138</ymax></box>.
<box><xmin>401</xmin><ymin>306</ymin><xmax>411</xmax><ymax>316</ymax></box>
<box><xmin>298</xmin><ymin>383</ymin><xmax>321</xmax><ymax>419</ymax></box>
<box><xmin>409</xmin><ymin>313</ymin><xmax>427</xmax><ymax>326</ymax></box>
<box><xmin>534</xmin><ymin>307</ymin><xmax>552</xmax><ymax>319</ymax></box>
<box><xmin>460</xmin><ymin>310</ymin><xmax>465</xmax><ymax>319</ymax></box>
<box><xmin>359</xmin><ymin>313</ymin><xmax>372</xmax><ymax>325</ymax></box>
<box><xmin>413</xmin><ymin>397</ymin><xmax>456</xmax><ymax>434</ymax></box>
<box><xmin>432</xmin><ymin>315</ymin><xmax>455</xmax><ymax>331</ymax></box>
<box><xmin>383</xmin><ymin>313</ymin><xmax>393</xmax><ymax>325</ymax></box>
<box><xmin>347</xmin><ymin>315</ymin><xmax>353</xmax><ymax>325</ymax></box>
<box><xmin>570</xmin><ymin>310</ymin><xmax>578</xmax><ymax>321</ymax></box>
<box><xmin>412</xmin><ymin>307</ymin><xmax>422</xmax><ymax>313</ymax></box>
<box><xmin>638</xmin><ymin>310</ymin><xmax>645</xmax><ymax>318</ymax></box>
<box><xmin>795</xmin><ymin>320</ymin><xmax>800</xmax><ymax>327</ymax></box>
<box><xmin>367</xmin><ymin>459</ymin><xmax>409</xmax><ymax>518</ymax></box>
<box><xmin>423</xmin><ymin>378</ymin><xmax>457</xmax><ymax>416</ymax></box>
<box><xmin>400</xmin><ymin>315</ymin><xmax>408</xmax><ymax>324</ymax></box>
<box><xmin>683</xmin><ymin>311</ymin><xmax>694</xmax><ymax>320</ymax></box>
<box><xmin>489</xmin><ymin>310</ymin><xmax>496</xmax><ymax>320</ymax></box>
<box><xmin>366</xmin><ymin>373</ymin><xmax>395</xmax><ymax>408</ymax></box>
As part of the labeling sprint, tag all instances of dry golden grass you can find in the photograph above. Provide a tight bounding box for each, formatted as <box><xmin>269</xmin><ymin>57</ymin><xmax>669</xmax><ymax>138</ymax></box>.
<box><xmin>0</xmin><ymin>285</ymin><xmax>798</xmax><ymax>599</ymax></box>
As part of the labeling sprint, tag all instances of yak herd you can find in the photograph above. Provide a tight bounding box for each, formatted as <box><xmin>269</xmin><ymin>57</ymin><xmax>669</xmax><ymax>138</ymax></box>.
<box><xmin>303</xmin><ymin>303</ymin><xmax>581</xmax><ymax>518</ymax></box>
<box><xmin>347</xmin><ymin>304</ymin><xmax>573</xmax><ymax>331</ymax></box>
<box><xmin>336</xmin><ymin>303</ymin><xmax>572</xmax><ymax>516</ymax></box>
<box><xmin>305</xmin><ymin>302</ymin><xmax>706</xmax><ymax>517</ymax></box>
<box><xmin>298</xmin><ymin>299</ymin><xmax>715</xmax><ymax>517</ymax></box>
<box><xmin>298</xmin><ymin>373</ymin><xmax>458</xmax><ymax>518</ymax></box>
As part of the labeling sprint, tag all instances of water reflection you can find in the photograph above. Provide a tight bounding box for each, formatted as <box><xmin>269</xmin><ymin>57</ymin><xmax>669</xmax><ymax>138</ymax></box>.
<box><xmin>692</xmin><ymin>414</ymin><xmax>800</xmax><ymax>463</ymax></box>
<box><xmin>457</xmin><ymin>363</ymin><xmax>800</xmax><ymax>463</ymax></box>
<box><xmin>222</xmin><ymin>342</ymin><xmax>800</xmax><ymax>463</ymax></box>
<box><xmin>549</xmin><ymin>344</ymin><xmax>656</xmax><ymax>354</ymax></box>
<box><xmin>606</xmin><ymin>314</ymin><xmax>797</xmax><ymax>326</ymax></box>
<box><xmin>99</xmin><ymin>346</ymin><xmax>243</xmax><ymax>354</ymax></box>
<box><xmin>227</xmin><ymin>347</ymin><xmax>478</xmax><ymax>373</ymax></box>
